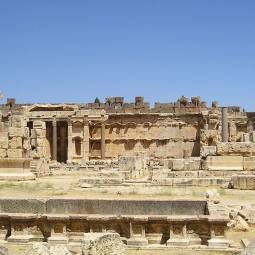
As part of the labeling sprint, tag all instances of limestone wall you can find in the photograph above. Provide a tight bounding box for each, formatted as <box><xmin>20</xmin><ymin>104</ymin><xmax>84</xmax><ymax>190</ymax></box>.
<box><xmin>1</xmin><ymin>96</ymin><xmax>255</xmax><ymax>163</ymax></box>
<box><xmin>0</xmin><ymin>111</ymin><xmax>30</xmax><ymax>159</ymax></box>
<box><xmin>90</xmin><ymin>114</ymin><xmax>201</xmax><ymax>159</ymax></box>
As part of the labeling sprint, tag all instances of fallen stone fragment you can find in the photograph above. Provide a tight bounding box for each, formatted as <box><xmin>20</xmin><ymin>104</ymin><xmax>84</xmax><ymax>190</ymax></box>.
<box><xmin>24</xmin><ymin>243</ymin><xmax>49</xmax><ymax>255</ymax></box>
<box><xmin>24</xmin><ymin>243</ymin><xmax>72</xmax><ymax>255</ymax></box>
<box><xmin>82</xmin><ymin>232</ymin><xmax>126</xmax><ymax>255</ymax></box>
<box><xmin>49</xmin><ymin>245</ymin><xmax>72</xmax><ymax>255</ymax></box>
<box><xmin>233</xmin><ymin>216</ymin><xmax>250</xmax><ymax>232</ymax></box>
<box><xmin>0</xmin><ymin>246</ymin><xmax>9</xmax><ymax>255</ymax></box>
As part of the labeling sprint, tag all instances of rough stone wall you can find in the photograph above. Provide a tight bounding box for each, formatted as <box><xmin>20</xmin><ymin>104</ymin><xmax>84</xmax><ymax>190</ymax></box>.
<box><xmin>90</xmin><ymin>114</ymin><xmax>201</xmax><ymax>159</ymax></box>
<box><xmin>0</xmin><ymin>108</ymin><xmax>30</xmax><ymax>159</ymax></box>
<box><xmin>0</xmin><ymin>96</ymin><xmax>254</xmax><ymax>162</ymax></box>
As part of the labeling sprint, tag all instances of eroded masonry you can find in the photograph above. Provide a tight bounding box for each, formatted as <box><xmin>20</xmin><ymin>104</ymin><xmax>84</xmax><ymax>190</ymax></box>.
<box><xmin>0</xmin><ymin>96</ymin><xmax>255</xmax><ymax>253</ymax></box>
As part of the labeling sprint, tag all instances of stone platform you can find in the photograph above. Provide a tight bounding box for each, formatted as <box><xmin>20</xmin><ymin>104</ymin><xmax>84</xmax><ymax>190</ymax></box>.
<box><xmin>0</xmin><ymin>198</ymin><xmax>230</xmax><ymax>249</ymax></box>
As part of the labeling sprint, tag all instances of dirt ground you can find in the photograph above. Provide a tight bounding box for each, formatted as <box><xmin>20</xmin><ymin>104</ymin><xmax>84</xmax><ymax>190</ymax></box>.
<box><xmin>0</xmin><ymin>174</ymin><xmax>254</xmax><ymax>205</ymax></box>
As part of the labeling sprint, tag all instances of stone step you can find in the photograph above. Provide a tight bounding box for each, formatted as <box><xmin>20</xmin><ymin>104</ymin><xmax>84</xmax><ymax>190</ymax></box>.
<box><xmin>152</xmin><ymin>177</ymin><xmax>230</xmax><ymax>187</ymax></box>
<box><xmin>0</xmin><ymin>173</ymin><xmax>36</xmax><ymax>181</ymax></box>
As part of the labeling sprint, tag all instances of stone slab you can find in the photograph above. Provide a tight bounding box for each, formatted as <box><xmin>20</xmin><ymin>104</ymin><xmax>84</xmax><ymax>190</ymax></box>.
<box><xmin>0</xmin><ymin>173</ymin><xmax>36</xmax><ymax>181</ymax></box>
<box><xmin>206</xmin><ymin>156</ymin><xmax>243</xmax><ymax>171</ymax></box>
<box><xmin>244</xmin><ymin>157</ymin><xmax>255</xmax><ymax>171</ymax></box>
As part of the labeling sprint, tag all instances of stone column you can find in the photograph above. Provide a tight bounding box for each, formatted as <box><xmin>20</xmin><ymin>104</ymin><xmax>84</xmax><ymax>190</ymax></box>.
<box><xmin>222</xmin><ymin>107</ymin><xmax>229</xmax><ymax>142</ymax></box>
<box><xmin>52</xmin><ymin>119</ymin><xmax>57</xmax><ymax>161</ymax></box>
<box><xmin>67</xmin><ymin>120</ymin><xmax>72</xmax><ymax>163</ymax></box>
<box><xmin>101</xmin><ymin>123</ymin><xmax>106</xmax><ymax>159</ymax></box>
<box><xmin>83</xmin><ymin>121</ymin><xmax>90</xmax><ymax>161</ymax></box>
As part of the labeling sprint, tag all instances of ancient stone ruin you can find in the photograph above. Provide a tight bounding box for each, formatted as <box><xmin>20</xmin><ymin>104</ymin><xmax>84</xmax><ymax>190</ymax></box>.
<box><xmin>0</xmin><ymin>96</ymin><xmax>255</xmax><ymax>254</ymax></box>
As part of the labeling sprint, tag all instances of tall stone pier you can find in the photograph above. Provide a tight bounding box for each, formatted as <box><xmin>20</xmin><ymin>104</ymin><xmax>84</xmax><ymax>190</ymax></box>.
<box><xmin>222</xmin><ymin>107</ymin><xmax>229</xmax><ymax>142</ymax></box>
<box><xmin>101</xmin><ymin>123</ymin><xmax>106</xmax><ymax>159</ymax></box>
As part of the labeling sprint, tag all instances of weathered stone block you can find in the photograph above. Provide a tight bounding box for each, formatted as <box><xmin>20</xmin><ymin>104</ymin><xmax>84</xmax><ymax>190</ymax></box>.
<box><xmin>171</xmin><ymin>159</ymin><xmax>185</xmax><ymax>171</ymax></box>
<box><xmin>11</xmin><ymin>115</ymin><xmax>24</xmax><ymax>128</ymax></box>
<box><xmin>0</xmin><ymin>138</ymin><xmax>8</xmax><ymax>149</ymax></box>
<box><xmin>231</xmin><ymin>175</ymin><xmax>255</xmax><ymax>190</ymax></box>
<box><xmin>207</xmin><ymin>156</ymin><xmax>243</xmax><ymax>171</ymax></box>
<box><xmin>0</xmin><ymin>149</ymin><xmax>7</xmax><ymax>158</ymax></box>
<box><xmin>8</xmin><ymin>127</ymin><xmax>24</xmax><ymax>137</ymax></box>
<box><xmin>118</xmin><ymin>154</ymin><xmax>148</xmax><ymax>179</ymax></box>
<box><xmin>200</xmin><ymin>146</ymin><xmax>217</xmax><ymax>156</ymax></box>
<box><xmin>8</xmin><ymin>137</ymin><xmax>22</xmax><ymax>149</ymax></box>
<box><xmin>7</xmin><ymin>149</ymin><xmax>23</xmax><ymax>158</ymax></box>
<box><xmin>217</xmin><ymin>142</ymin><xmax>255</xmax><ymax>156</ymax></box>
<box><xmin>244</xmin><ymin>157</ymin><xmax>255</xmax><ymax>171</ymax></box>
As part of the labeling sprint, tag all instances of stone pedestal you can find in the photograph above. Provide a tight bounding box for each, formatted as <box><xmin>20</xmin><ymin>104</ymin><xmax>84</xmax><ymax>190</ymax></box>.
<box><xmin>8</xmin><ymin>221</ymin><xmax>44</xmax><ymax>243</ymax></box>
<box><xmin>208</xmin><ymin>225</ymin><xmax>230</xmax><ymax>248</ymax></box>
<box><xmin>47</xmin><ymin>222</ymin><xmax>68</xmax><ymax>245</ymax></box>
<box><xmin>127</xmin><ymin>222</ymin><xmax>148</xmax><ymax>246</ymax></box>
<box><xmin>167</xmin><ymin>224</ymin><xmax>189</xmax><ymax>247</ymax></box>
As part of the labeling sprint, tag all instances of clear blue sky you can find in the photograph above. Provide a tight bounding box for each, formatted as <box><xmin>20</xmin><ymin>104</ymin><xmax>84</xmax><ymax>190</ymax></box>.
<box><xmin>1</xmin><ymin>0</ymin><xmax>255</xmax><ymax>110</ymax></box>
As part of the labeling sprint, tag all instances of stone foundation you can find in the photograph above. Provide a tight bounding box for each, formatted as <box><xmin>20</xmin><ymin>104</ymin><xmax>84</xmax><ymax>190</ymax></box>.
<box><xmin>0</xmin><ymin>199</ymin><xmax>230</xmax><ymax>249</ymax></box>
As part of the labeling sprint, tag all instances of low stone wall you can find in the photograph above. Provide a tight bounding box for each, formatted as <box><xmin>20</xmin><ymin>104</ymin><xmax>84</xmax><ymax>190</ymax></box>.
<box><xmin>0</xmin><ymin>199</ymin><xmax>230</xmax><ymax>248</ymax></box>
<box><xmin>0</xmin><ymin>199</ymin><xmax>207</xmax><ymax>216</ymax></box>
<box><xmin>46</xmin><ymin>199</ymin><xmax>207</xmax><ymax>215</ymax></box>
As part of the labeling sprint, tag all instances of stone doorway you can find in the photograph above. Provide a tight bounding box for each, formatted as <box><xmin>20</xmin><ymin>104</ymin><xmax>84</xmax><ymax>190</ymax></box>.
<box><xmin>57</xmin><ymin>121</ymin><xmax>68</xmax><ymax>163</ymax></box>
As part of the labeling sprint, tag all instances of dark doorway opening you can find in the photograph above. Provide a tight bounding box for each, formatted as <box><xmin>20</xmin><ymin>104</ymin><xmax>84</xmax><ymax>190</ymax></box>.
<box><xmin>46</xmin><ymin>121</ymin><xmax>53</xmax><ymax>159</ymax></box>
<box><xmin>57</xmin><ymin>121</ymin><xmax>68</xmax><ymax>163</ymax></box>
